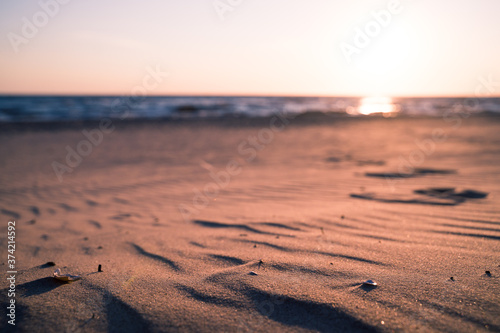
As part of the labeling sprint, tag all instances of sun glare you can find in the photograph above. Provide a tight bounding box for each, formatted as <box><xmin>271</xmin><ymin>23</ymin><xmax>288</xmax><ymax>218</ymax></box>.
<box><xmin>347</xmin><ymin>97</ymin><xmax>400</xmax><ymax>116</ymax></box>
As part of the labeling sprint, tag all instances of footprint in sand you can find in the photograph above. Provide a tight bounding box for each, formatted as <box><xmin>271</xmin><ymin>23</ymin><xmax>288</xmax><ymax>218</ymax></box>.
<box><xmin>365</xmin><ymin>167</ymin><xmax>456</xmax><ymax>179</ymax></box>
<box><xmin>350</xmin><ymin>187</ymin><xmax>488</xmax><ymax>206</ymax></box>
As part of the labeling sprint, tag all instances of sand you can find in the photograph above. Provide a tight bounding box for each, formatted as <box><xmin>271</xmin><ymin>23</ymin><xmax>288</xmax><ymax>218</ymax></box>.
<box><xmin>1</xmin><ymin>114</ymin><xmax>499</xmax><ymax>332</ymax></box>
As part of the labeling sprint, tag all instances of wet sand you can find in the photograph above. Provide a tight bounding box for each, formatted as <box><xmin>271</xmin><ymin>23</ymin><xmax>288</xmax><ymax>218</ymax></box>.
<box><xmin>1</xmin><ymin>114</ymin><xmax>499</xmax><ymax>332</ymax></box>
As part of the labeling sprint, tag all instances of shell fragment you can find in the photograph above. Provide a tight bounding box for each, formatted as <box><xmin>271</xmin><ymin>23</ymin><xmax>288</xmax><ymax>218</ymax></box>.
<box><xmin>363</xmin><ymin>279</ymin><xmax>377</xmax><ymax>287</ymax></box>
<box><xmin>53</xmin><ymin>268</ymin><xmax>82</xmax><ymax>282</ymax></box>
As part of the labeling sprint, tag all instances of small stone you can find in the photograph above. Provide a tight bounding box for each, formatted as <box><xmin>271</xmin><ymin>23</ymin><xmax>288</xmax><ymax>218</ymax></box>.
<box><xmin>97</xmin><ymin>246</ymin><xmax>103</xmax><ymax>250</ymax></box>
<box><xmin>45</xmin><ymin>261</ymin><xmax>56</xmax><ymax>266</ymax></box>
<box><xmin>249</xmin><ymin>271</ymin><xmax>258</xmax><ymax>276</ymax></box>
<box><xmin>341</xmin><ymin>215</ymin><xmax>345</xmax><ymax>219</ymax></box>
<box><xmin>98</xmin><ymin>264</ymin><xmax>102</xmax><ymax>272</ymax></box>
<box><xmin>485</xmin><ymin>271</ymin><xmax>491</xmax><ymax>276</ymax></box>
<box><xmin>253</xmin><ymin>244</ymin><xmax>257</xmax><ymax>248</ymax></box>
<box><xmin>450</xmin><ymin>277</ymin><xmax>454</xmax><ymax>281</ymax></box>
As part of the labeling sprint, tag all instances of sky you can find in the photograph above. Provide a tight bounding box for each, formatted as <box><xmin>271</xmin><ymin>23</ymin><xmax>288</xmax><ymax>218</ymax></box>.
<box><xmin>1</xmin><ymin>0</ymin><xmax>499</xmax><ymax>97</ymax></box>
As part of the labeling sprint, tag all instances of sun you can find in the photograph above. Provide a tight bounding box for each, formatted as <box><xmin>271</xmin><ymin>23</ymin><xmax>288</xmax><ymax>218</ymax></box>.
<box><xmin>354</xmin><ymin>27</ymin><xmax>411</xmax><ymax>77</ymax></box>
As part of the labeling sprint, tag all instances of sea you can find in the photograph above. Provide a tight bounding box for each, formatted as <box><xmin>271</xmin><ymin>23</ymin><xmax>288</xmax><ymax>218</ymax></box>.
<box><xmin>0</xmin><ymin>95</ymin><xmax>499</xmax><ymax>123</ymax></box>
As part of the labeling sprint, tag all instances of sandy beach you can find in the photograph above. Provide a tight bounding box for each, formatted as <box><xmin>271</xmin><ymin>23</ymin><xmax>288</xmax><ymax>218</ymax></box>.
<box><xmin>1</xmin><ymin>114</ymin><xmax>499</xmax><ymax>332</ymax></box>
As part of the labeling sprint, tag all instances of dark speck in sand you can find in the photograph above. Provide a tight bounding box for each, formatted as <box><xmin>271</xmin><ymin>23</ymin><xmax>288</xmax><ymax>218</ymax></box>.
<box><xmin>253</xmin><ymin>244</ymin><xmax>257</xmax><ymax>248</ymax></box>
<box><xmin>30</xmin><ymin>206</ymin><xmax>40</xmax><ymax>216</ymax></box>
<box><xmin>98</xmin><ymin>264</ymin><xmax>102</xmax><ymax>272</ymax></box>
<box><xmin>97</xmin><ymin>246</ymin><xmax>103</xmax><ymax>249</ymax></box>
<box><xmin>485</xmin><ymin>271</ymin><xmax>491</xmax><ymax>276</ymax></box>
<box><xmin>341</xmin><ymin>215</ymin><xmax>345</xmax><ymax>219</ymax></box>
<box><xmin>450</xmin><ymin>277</ymin><xmax>454</xmax><ymax>281</ymax></box>
<box><xmin>83</xmin><ymin>237</ymin><xmax>88</xmax><ymax>241</ymax></box>
<box><xmin>27</xmin><ymin>219</ymin><xmax>36</xmax><ymax>225</ymax></box>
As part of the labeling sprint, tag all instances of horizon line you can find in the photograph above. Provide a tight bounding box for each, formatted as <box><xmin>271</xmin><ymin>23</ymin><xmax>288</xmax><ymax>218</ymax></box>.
<box><xmin>1</xmin><ymin>93</ymin><xmax>499</xmax><ymax>99</ymax></box>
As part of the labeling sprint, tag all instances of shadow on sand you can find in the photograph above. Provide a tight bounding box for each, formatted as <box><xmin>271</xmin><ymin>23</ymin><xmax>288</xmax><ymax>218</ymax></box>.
<box><xmin>17</xmin><ymin>277</ymin><xmax>67</xmax><ymax>297</ymax></box>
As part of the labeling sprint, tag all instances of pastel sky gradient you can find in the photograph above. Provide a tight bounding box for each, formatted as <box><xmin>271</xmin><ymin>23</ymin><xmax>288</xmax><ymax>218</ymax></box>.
<box><xmin>1</xmin><ymin>0</ymin><xmax>499</xmax><ymax>97</ymax></box>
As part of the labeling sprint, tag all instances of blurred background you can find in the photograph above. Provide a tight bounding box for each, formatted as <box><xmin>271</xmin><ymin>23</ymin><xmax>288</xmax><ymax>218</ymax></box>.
<box><xmin>0</xmin><ymin>0</ymin><xmax>499</xmax><ymax>121</ymax></box>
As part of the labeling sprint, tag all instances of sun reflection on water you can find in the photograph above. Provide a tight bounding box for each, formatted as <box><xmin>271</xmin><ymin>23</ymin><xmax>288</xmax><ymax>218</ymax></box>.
<box><xmin>347</xmin><ymin>97</ymin><xmax>400</xmax><ymax>117</ymax></box>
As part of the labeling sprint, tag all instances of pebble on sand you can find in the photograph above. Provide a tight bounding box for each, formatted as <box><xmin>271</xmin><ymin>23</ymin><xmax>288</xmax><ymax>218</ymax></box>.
<box><xmin>249</xmin><ymin>271</ymin><xmax>258</xmax><ymax>276</ymax></box>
